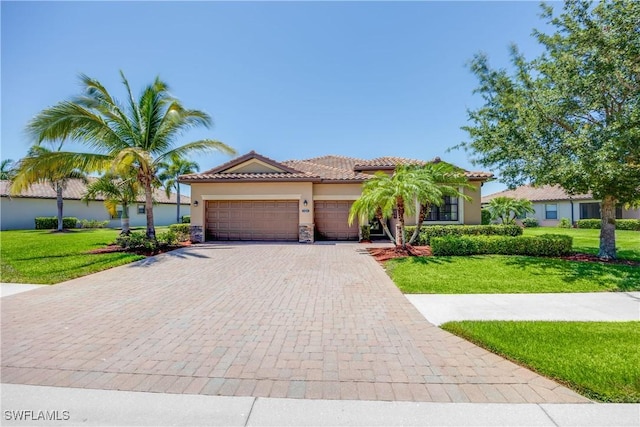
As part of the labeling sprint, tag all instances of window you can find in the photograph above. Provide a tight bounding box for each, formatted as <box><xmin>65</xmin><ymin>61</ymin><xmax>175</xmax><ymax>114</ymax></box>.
<box><xmin>545</xmin><ymin>204</ymin><xmax>557</xmax><ymax>220</ymax></box>
<box><xmin>426</xmin><ymin>196</ymin><xmax>459</xmax><ymax>221</ymax></box>
<box><xmin>580</xmin><ymin>202</ymin><xmax>600</xmax><ymax>219</ymax></box>
<box><xmin>111</xmin><ymin>210</ymin><xmax>122</xmax><ymax>220</ymax></box>
<box><xmin>137</xmin><ymin>204</ymin><xmax>145</xmax><ymax>215</ymax></box>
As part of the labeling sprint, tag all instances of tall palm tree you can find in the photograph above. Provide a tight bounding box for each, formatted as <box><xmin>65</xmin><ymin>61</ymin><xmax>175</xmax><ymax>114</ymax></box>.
<box><xmin>11</xmin><ymin>144</ymin><xmax>87</xmax><ymax>231</ymax></box>
<box><xmin>158</xmin><ymin>155</ymin><xmax>199</xmax><ymax>223</ymax></box>
<box><xmin>82</xmin><ymin>171</ymin><xmax>143</xmax><ymax>234</ymax></box>
<box><xmin>487</xmin><ymin>196</ymin><xmax>535</xmax><ymax>225</ymax></box>
<box><xmin>0</xmin><ymin>159</ymin><xmax>15</xmax><ymax>180</ymax></box>
<box><xmin>25</xmin><ymin>71</ymin><xmax>236</xmax><ymax>240</ymax></box>
<box><xmin>407</xmin><ymin>162</ymin><xmax>473</xmax><ymax>245</ymax></box>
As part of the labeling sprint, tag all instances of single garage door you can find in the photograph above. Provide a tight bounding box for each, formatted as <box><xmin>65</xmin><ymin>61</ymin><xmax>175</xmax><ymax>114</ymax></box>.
<box><xmin>314</xmin><ymin>201</ymin><xmax>359</xmax><ymax>241</ymax></box>
<box><xmin>206</xmin><ymin>200</ymin><xmax>299</xmax><ymax>241</ymax></box>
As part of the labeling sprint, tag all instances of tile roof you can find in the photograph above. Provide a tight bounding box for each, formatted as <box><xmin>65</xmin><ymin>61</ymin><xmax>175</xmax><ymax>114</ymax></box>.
<box><xmin>481</xmin><ymin>185</ymin><xmax>593</xmax><ymax>203</ymax></box>
<box><xmin>0</xmin><ymin>178</ymin><xmax>190</xmax><ymax>204</ymax></box>
<box><xmin>180</xmin><ymin>152</ymin><xmax>493</xmax><ymax>183</ymax></box>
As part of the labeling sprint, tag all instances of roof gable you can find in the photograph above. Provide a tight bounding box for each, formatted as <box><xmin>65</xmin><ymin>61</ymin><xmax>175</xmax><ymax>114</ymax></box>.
<box><xmin>201</xmin><ymin>151</ymin><xmax>302</xmax><ymax>175</ymax></box>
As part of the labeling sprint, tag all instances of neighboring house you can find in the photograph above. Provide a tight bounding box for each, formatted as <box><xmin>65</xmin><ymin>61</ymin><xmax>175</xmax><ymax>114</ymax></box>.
<box><xmin>0</xmin><ymin>178</ymin><xmax>190</xmax><ymax>230</ymax></box>
<box><xmin>482</xmin><ymin>185</ymin><xmax>640</xmax><ymax>227</ymax></box>
<box><xmin>180</xmin><ymin>151</ymin><xmax>492</xmax><ymax>243</ymax></box>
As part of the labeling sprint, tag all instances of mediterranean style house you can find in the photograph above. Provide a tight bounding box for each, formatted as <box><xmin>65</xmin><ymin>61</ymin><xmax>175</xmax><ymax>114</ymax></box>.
<box><xmin>0</xmin><ymin>179</ymin><xmax>190</xmax><ymax>230</ymax></box>
<box><xmin>180</xmin><ymin>151</ymin><xmax>493</xmax><ymax>243</ymax></box>
<box><xmin>482</xmin><ymin>185</ymin><xmax>640</xmax><ymax>227</ymax></box>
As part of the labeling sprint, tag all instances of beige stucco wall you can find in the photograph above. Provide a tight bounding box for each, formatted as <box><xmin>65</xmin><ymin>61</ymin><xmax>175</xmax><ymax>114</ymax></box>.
<box><xmin>312</xmin><ymin>183</ymin><xmax>363</xmax><ymax>199</ymax></box>
<box><xmin>463</xmin><ymin>181</ymin><xmax>483</xmax><ymax>225</ymax></box>
<box><xmin>189</xmin><ymin>182</ymin><xmax>314</xmax><ymax>227</ymax></box>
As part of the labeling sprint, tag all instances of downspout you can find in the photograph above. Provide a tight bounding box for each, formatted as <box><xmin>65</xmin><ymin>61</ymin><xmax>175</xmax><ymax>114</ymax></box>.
<box><xmin>570</xmin><ymin>197</ymin><xmax>574</xmax><ymax>226</ymax></box>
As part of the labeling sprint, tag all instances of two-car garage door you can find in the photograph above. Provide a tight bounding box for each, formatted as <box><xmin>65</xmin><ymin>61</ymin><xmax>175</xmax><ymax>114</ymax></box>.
<box><xmin>206</xmin><ymin>200</ymin><xmax>299</xmax><ymax>241</ymax></box>
<box><xmin>205</xmin><ymin>199</ymin><xmax>358</xmax><ymax>241</ymax></box>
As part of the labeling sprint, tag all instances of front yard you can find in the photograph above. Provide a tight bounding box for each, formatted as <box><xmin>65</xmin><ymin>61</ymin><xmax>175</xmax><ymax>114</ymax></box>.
<box><xmin>442</xmin><ymin>321</ymin><xmax>640</xmax><ymax>403</ymax></box>
<box><xmin>0</xmin><ymin>229</ymin><xmax>145</xmax><ymax>284</ymax></box>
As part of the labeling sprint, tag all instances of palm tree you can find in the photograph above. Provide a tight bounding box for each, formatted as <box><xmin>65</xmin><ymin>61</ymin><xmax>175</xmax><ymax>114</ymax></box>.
<box><xmin>82</xmin><ymin>171</ymin><xmax>143</xmax><ymax>234</ymax></box>
<box><xmin>25</xmin><ymin>71</ymin><xmax>236</xmax><ymax>240</ymax></box>
<box><xmin>407</xmin><ymin>162</ymin><xmax>473</xmax><ymax>245</ymax></box>
<box><xmin>487</xmin><ymin>196</ymin><xmax>535</xmax><ymax>225</ymax></box>
<box><xmin>158</xmin><ymin>155</ymin><xmax>199</xmax><ymax>223</ymax></box>
<box><xmin>11</xmin><ymin>144</ymin><xmax>87</xmax><ymax>231</ymax></box>
<box><xmin>0</xmin><ymin>159</ymin><xmax>15</xmax><ymax>180</ymax></box>
<box><xmin>348</xmin><ymin>179</ymin><xmax>396</xmax><ymax>243</ymax></box>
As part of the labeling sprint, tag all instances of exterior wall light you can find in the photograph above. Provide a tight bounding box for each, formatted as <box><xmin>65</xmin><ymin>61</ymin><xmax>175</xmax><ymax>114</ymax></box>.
<box><xmin>303</xmin><ymin>200</ymin><xmax>308</xmax><ymax>207</ymax></box>
<box><xmin>193</xmin><ymin>200</ymin><xmax>199</xmax><ymax>207</ymax></box>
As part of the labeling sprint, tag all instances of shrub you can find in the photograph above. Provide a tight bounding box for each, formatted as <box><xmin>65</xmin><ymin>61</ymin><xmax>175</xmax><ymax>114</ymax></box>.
<box><xmin>404</xmin><ymin>224</ymin><xmax>523</xmax><ymax>246</ymax></box>
<box><xmin>116</xmin><ymin>231</ymin><xmax>157</xmax><ymax>252</ymax></box>
<box><xmin>157</xmin><ymin>230</ymin><xmax>178</xmax><ymax>246</ymax></box>
<box><xmin>34</xmin><ymin>217</ymin><xmax>78</xmax><ymax>229</ymax></box>
<box><xmin>558</xmin><ymin>217</ymin><xmax>572</xmax><ymax>228</ymax></box>
<box><xmin>168</xmin><ymin>224</ymin><xmax>191</xmax><ymax>242</ymax></box>
<box><xmin>431</xmin><ymin>234</ymin><xmax>572</xmax><ymax>257</ymax></box>
<box><xmin>576</xmin><ymin>218</ymin><xmax>640</xmax><ymax>231</ymax></box>
<box><xmin>360</xmin><ymin>225</ymin><xmax>371</xmax><ymax>241</ymax></box>
<box><xmin>481</xmin><ymin>209</ymin><xmax>491</xmax><ymax>225</ymax></box>
<box><xmin>181</xmin><ymin>215</ymin><xmax>191</xmax><ymax>224</ymax></box>
<box><xmin>521</xmin><ymin>217</ymin><xmax>539</xmax><ymax>228</ymax></box>
<box><xmin>78</xmin><ymin>219</ymin><xmax>110</xmax><ymax>229</ymax></box>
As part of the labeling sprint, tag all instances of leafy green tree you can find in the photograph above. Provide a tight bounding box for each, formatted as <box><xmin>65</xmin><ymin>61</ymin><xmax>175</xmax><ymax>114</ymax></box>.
<box><xmin>349</xmin><ymin>164</ymin><xmax>471</xmax><ymax>248</ymax></box>
<box><xmin>24</xmin><ymin>72</ymin><xmax>236</xmax><ymax>240</ymax></box>
<box><xmin>82</xmin><ymin>171</ymin><xmax>143</xmax><ymax>234</ymax></box>
<box><xmin>487</xmin><ymin>196</ymin><xmax>535</xmax><ymax>225</ymax></box>
<box><xmin>11</xmin><ymin>144</ymin><xmax>87</xmax><ymax>231</ymax></box>
<box><xmin>158</xmin><ymin>155</ymin><xmax>199</xmax><ymax>223</ymax></box>
<box><xmin>0</xmin><ymin>159</ymin><xmax>15</xmax><ymax>180</ymax></box>
<box><xmin>458</xmin><ymin>0</ymin><xmax>640</xmax><ymax>259</ymax></box>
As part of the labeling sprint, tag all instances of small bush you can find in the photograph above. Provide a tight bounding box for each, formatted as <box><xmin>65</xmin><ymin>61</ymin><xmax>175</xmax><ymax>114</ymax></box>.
<box><xmin>360</xmin><ymin>225</ymin><xmax>371</xmax><ymax>241</ymax></box>
<box><xmin>404</xmin><ymin>224</ymin><xmax>523</xmax><ymax>246</ymax></box>
<box><xmin>576</xmin><ymin>218</ymin><xmax>640</xmax><ymax>231</ymax></box>
<box><xmin>78</xmin><ymin>219</ymin><xmax>110</xmax><ymax>229</ymax></box>
<box><xmin>521</xmin><ymin>217</ymin><xmax>539</xmax><ymax>228</ymax></box>
<box><xmin>431</xmin><ymin>234</ymin><xmax>573</xmax><ymax>257</ymax></box>
<box><xmin>116</xmin><ymin>231</ymin><xmax>157</xmax><ymax>252</ymax></box>
<box><xmin>157</xmin><ymin>230</ymin><xmax>178</xmax><ymax>246</ymax></box>
<box><xmin>34</xmin><ymin>217</ymin><xmax>78</xmax><ymax>229</ymax></box>
<box><xmin>181</xmin><ymin>215</ymin><xmax>191</xmax><ymax>224</ymax></box>
<box><xmin>168</xmin><ymin>224</ymin><xmax>191</xmax><ymax>242</ymax></box>
<box><xmin>481</xmin><ymin>209</ymin><xmax>491</xmax><ymax>225</ymax></box>
<box><xmin>558</xmin><ymin>217</ymin><xmax>572</xmax><ymax>228</ymax></box>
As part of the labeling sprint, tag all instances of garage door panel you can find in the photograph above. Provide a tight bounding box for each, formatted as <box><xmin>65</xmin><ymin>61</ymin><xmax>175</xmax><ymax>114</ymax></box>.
<box><xmin>314</xmin><ymin>201</ymin><xmax>358</xmax><ymax>241</ymax></box>
<box><xmin>206</xmin><ymin>200</ymin><xmax>298</xmax><ymax>241</ymax></box>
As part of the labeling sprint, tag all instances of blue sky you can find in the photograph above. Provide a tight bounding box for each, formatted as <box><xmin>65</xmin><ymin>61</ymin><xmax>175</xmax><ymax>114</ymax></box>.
<box><xmin>2</xmin><ymin>1</ymin><xmax>552</xmax><ymax>196</ymax></box>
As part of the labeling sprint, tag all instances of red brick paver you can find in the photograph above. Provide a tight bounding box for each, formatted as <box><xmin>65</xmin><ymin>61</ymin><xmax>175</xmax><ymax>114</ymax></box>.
<box><xmin>1</xmin><ymin>243</ymin><xmax>588</xmax><ymax>403</ymax></box>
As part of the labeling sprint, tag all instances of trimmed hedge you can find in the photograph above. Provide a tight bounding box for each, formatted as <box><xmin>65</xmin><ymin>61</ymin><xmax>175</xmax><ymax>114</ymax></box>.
<box><xmin>168</xmin><ymin>223</ymin><xmax>191</xmax><ymax>242</ymax></box>
<box><xmin>34</xmin><ymin>217</ymin><xmax>78</xmax><ymax>229</ymax></box>
<box><xmin>576</xmin><ymin>219</ymin><xmax>640</xmax><ymax>231</ymax></box>
<box><xmin>431</xmin><ymin>234</ymin><xmax>573</xmax><ymax>257</ymax></box>
<box><xmin>404</xmin><ymin>224</ymin><xmax>523</xmax><ymax>245</ymax></box>
<box><xmin>522</xmin><ymin>217</ymin><xmax>539</xmax><ymax>228</ymax></box>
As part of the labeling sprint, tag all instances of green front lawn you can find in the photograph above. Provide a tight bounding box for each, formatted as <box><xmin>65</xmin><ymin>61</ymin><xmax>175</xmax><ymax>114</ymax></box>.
<box><xmin>0</xmin><ymin>229</ymin><xmax>144</xmax><ymax>284</ymax></box>
<box><xmin>524</xmin><ymin>228</ymin><xmax>640</xmax><ymax>262</ymax></box>
<box><xmin>442</xmin><ymin>321</ymin><xmax>640</xmax><ymax>403</ymax></box>
<box><xmin>387</xmin><ymin>255</ymin><xmax>640</xmax><ymax>293</ymax></box>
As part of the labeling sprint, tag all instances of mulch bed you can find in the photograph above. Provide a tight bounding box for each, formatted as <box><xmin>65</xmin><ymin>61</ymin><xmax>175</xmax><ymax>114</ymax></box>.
<box><xmin>87</xmin><ymin>241</ymin><xmax>193</xmax><ymax>257</ymax></box>
<box><xmin>367</xmin><ymin>245</ymin><xmax>432</xmax><ymax>262</ymax></box>
<box><xmin>560</xmin><ymin>253</ymin><xmax>640</xmax><ymax>267</ymax></box>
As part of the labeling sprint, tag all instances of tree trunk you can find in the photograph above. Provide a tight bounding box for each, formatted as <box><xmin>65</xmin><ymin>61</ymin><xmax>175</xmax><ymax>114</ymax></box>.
<box><xmin>144</xmin><ymin>179</ymin><xmax>156</xmax><ymax>240</ymax></box>
<box><xmin>598</xmin><ymin>195</ymin><xmax>617</xmax><ymax>260</ymax></box>
<box><xmin>56</xmin><ymin>183</ymin><xmax>63</xmax><ymax>231</ymax></box>
<box><xmin>176</xmin><ymin>184</ymin><xmax>181</xmax><ymax>224</ymax></box>
<box><xmin>375</xmin><ymin>207</ymin><xmax>395</xmax><ymax>243</ymax></box>
<box><xmin>397</xmin><ymin>196</ymin><xmax>406</xmax><ymax>248</ymax></box>
<box><xmin>409</xmin><ymin>204</ymin><xmax>429</xmax><ymax>245</ymax></box>
<box><xmin>120</xmin><ymin>204</ymin><xmax>130</xmax><ymax>235</ymax></box>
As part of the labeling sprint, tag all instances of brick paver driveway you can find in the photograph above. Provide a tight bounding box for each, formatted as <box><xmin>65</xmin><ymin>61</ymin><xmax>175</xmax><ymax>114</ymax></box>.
<box><xmin>1</xmin><ymin>243</ymin><xmax>587</xmax><ymax>403</ymax></box>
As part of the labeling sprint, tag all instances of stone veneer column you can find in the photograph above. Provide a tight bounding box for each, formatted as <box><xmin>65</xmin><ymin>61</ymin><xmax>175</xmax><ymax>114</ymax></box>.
<box><xmin>298</xmin><ymin>224</ymin><xmax>314</xmax><ymax>243</ymax></box>
<box><xmin>189</xmin><ymin>225</ymin><xmax>204</xmax><ymax>243</ymax></box>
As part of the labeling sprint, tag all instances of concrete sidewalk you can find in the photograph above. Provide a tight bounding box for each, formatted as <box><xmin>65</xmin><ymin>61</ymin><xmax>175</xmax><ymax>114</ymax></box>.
<box><xmin>406</xmin><ymin>292</ymin><xmax>640</xmax><ymax>325</ymax></box>
<box><xmin>1</xmin><ymin>283</ymin><xmax>46</xmax><ymax>297</ymax></box>
<box><xmin>2</xmin><ymin>384</ymin><xmax>638</xmax><ymax>426</ymax></box>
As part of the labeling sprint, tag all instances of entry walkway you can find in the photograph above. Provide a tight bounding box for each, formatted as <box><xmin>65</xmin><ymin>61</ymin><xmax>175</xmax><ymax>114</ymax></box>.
<box><xmin>406</xmin><ymin>292</ymin><xmax>640</xmax><ymax>326</ymax></box>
